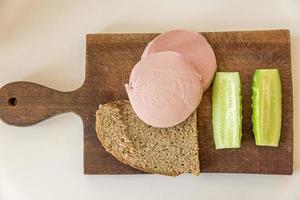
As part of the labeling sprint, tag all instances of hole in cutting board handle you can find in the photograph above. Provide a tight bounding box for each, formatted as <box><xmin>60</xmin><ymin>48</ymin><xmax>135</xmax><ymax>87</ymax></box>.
<box><xmin>8</xmin><ymin>97</ymin><xmax>17</xmax><ymax>106</ymax></box>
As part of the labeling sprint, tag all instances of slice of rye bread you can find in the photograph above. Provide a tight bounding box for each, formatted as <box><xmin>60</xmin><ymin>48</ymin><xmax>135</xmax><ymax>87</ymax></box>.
<box><xmin>95</xmin><ymin>100</ymin><xmax>200</xmax><ymax>176</ymax></box>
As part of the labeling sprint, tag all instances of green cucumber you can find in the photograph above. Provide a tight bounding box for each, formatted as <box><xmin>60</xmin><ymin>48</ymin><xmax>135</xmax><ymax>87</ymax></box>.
<box><xmin>212</xmin><ymin>72</ymin><xmax>242</xmax><ymax>149</ymax></box>
<box><xmin>252</xmin><ymin>69</ymin><xmax>282</xmax><ymax>146</ymax></box>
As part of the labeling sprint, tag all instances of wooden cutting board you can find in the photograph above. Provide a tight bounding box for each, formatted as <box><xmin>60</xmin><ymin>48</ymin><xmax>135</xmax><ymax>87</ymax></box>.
<box><xmin>0</xmin><ymin>29</ymin><xmax>293</xmax><ymax>175</ymax></box>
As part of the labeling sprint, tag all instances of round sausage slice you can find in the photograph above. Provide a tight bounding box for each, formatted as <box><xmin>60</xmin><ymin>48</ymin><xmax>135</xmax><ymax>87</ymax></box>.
<box><xmin>126</xmin><ymin>51</ymin><xmax>203</xmax><ymax>128</ymax></box>
<box><xmin>141</xmin><ymin>29</ymin><xmax>217</xmax><ymax>91</ymax></box>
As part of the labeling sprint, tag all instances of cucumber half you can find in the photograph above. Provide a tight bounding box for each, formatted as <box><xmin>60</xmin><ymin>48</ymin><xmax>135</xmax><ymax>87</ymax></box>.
<box><xmin>252</xmin><ymin>69</ymin><xmax>282</xmax><ymax>147</ymax></box>
<box><xmin>212</xmin><ymin>72</ymin><xmax>242</xmax><ymax>149</ymax></box>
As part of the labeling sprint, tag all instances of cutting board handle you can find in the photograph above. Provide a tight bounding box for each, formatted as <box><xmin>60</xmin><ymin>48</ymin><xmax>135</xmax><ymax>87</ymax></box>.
<box><xmin>0</xmin><ymin>81</ymin><xmax>81</xmax><ymax>126</ymax></box>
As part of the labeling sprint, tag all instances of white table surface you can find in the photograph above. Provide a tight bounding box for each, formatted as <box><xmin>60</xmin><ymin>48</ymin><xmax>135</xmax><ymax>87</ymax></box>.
<box><xmin>0</xmin><ymin>0</ymin><xmax>299</xmax><ymax>199</ymax></box>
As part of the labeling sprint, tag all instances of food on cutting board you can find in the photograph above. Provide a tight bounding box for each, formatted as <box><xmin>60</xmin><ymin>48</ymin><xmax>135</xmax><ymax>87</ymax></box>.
<box><xmin>95</xmin><ymin>100</ymin><xmax>200</xmax><ymax>176</ymax></box>
<box><xmin>95</xmin><ymin>28</ymin><xmax>283</xmax><ymax>176</ymax></box>
<box><xmin>125</xmin><ymin>51</ymin><xmax>203</xmax><ymax>128</ymax></box>
<box><xmin>212</xmin><ymin>72</ymin><xmax>242</xmax><ymax>149</ymax></box>
<box><xmin>252</xmin><ymin>69</ymin><xmax>282</xmax><ymax>147</ymax></box>
<box><xmin>141</xmin><ymin>29</ymin><xmax>217</xmax><ymax>91</ymax></box>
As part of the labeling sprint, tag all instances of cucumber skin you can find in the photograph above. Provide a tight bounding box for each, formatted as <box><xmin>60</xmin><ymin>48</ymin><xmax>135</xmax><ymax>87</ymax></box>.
<box><xmin>212</xmin><ymin>72</ymin><xmax>242</xmax><ymax>149</ymax></box>
<box><xmin>252</xmin><ymin>69</ymin><xmax>282</xmax><ymax>147</ymax></box>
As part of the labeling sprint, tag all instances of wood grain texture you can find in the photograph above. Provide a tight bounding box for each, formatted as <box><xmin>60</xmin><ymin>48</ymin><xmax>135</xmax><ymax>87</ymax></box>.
<box><xmin>0</xmin><ymin>30</ymin><xmax>293</xmax><ymax>175</ymax></box>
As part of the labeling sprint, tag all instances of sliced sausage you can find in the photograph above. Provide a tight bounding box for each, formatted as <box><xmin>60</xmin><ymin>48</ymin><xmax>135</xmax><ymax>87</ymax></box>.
<box><xmin>126</xmin><ymin>51</ymin><xmax>203</xmax><ymax>128</ymax></box>
<box><xmin>141</xmin><ymin>29</ymin><xmax>217</xmax><ymax>91</ymax></box>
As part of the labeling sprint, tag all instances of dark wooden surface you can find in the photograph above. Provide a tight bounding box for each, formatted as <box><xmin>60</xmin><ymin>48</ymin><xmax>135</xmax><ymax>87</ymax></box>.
<box><xmin>0</xmin><ymin>30</ymin><xmax>293</xmax><ymax>175</ymax></box>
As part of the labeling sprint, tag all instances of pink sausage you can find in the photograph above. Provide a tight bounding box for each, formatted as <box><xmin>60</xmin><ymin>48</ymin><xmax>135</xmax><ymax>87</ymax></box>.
<box><xmin>141</xmin><ymin>40</ymin><xmax>153</xmax><ymax>59</ymax></box>
<box><xmin>141</xmin><ymin>29</ymin><xmax>217</xmax><ymax>91</ymax></box>
<box><xmin>126</xmin><ymin>51</ymin><xmax>203</xmax><ymax>128</ymax></box>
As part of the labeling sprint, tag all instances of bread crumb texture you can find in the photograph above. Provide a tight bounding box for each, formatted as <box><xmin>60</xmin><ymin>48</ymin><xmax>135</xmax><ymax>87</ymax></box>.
<box><xmin>96</xmin><ymin>100</ymin><xmax>200</xmax><ymax>176</ymax></box>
